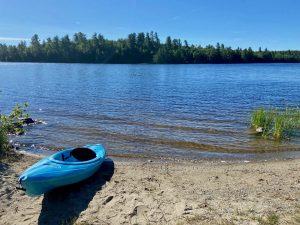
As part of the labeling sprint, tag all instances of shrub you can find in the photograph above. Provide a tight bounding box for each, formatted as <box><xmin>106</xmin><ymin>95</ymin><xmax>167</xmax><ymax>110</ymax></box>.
<box><xmin>0</xmin><ymin>127</ymin><xmax>8</xmax><ymax>158</ymax></box>
<box><xmin>0</xmin><ymin>102</ymin><xmax>29</xmax><ymax>135</ymax></box>
<box><xmin>0</xmin><ymin>102</ymin><xmax>29</xmax><ymax>158</ymax></box>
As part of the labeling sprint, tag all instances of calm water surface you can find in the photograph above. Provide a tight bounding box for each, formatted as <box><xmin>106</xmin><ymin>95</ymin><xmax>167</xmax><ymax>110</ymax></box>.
<box><xmin>1</xmin><ymin>63</ymin><xmax>300</xmax><ymax>160</ymax></box>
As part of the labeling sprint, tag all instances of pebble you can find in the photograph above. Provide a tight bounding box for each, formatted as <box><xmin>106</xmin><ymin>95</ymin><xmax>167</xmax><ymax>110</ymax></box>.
<box><xmin>103</xmin><ymin>196</ymin><xmax>114</xmax><ymax>205</ymax></box>
<box><xmin>256</xmin><ymin>127</ymin><xmax>263</xmax><ymax>133</ymax></box>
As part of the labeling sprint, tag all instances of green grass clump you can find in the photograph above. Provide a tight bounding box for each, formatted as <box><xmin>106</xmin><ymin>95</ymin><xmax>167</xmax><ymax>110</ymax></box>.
<box><xmin>251</xmin><ymin>108</ymin><xmax>274</xmax><ymax>133</ymax></box>
<box><xmin>258</xmin><ymin>213</ymin><xmax>279</xmax><ymax>225</ymax></box>
<box><xmin>251</xmin><ymin>107</ymin><xmax>300</xmax><ymax>140</ymax></box>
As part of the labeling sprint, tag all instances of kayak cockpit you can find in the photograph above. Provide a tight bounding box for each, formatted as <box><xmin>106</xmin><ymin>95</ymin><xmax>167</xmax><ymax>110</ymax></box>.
<box><xmin>53</xmin><ymin>148</ymin><xmax>97</xmax><ymax>162</ymax></box>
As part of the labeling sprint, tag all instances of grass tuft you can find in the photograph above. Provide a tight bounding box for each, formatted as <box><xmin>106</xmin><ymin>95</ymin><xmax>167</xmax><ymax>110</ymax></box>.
<box><xmin>258</xmin><ymin>213</ymin><xmax>279</xmax><ymax>225</ymax></box>
<box><xmin>251</xmin><ymin>107</ymin><xmax>300</xmax><ymax>140</ymax></box>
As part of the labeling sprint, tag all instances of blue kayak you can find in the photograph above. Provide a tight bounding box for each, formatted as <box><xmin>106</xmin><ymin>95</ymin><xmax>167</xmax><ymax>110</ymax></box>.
<box><xmin>18</xmin><ymin>144</ymin><xmax>106</xmax><ymax>196</ymax></box>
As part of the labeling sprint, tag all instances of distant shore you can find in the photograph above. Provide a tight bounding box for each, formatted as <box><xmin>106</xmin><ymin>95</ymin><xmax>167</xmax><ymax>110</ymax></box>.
<box><xmin>1</xmin><ymin>32</ymin><xmax>300</xmax><ymax>64</ymax></box>
<box><xmin>0</xmin><ymin>152</ymin><xmax>299</xmax><ymax>225</ymax></box>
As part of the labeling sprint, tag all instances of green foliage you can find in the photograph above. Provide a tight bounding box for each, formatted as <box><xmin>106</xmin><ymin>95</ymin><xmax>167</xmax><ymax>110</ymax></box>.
<box><xmin>0</xmin><ymin>127</ymin><xmax>8</xmax><ymax>158</ymax></box>
<box><xmin>0</xmin><ymin>102</ymin><xmax>29</xmax><ymax>158</ymax></box>
<box><xmin>251</xmin><ymin>107</ymin><xmax>300</xmax><ymax>140</ymax></box>
<box><xmin>251</xmin><ymin>108</ymin><xmax>273</xmax><ymax>136</ymax></box>
<box><xmin>0</xmin><ymin>102</ymin><xmax>29</xmax><ymax>135</ymax></box>
<box><xmin>1</xmin><ymin>32</ymin><xmax>300</xmax><ymax>63</ymax></box>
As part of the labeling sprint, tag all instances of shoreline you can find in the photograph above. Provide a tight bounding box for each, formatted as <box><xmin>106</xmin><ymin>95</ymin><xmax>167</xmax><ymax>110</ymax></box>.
<box><xmin>0</xmin><ymin>152</ymin><xmax>300</xmax><ymax>224</ymax></box>
<box><xmin>16</xmin><ymin>147</ymin><xmax>300</xmax><ymax>164</ymax></box>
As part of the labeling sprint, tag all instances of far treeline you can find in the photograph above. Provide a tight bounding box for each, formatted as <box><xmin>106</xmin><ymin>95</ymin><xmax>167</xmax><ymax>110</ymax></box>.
<box><xmin>0</xmin><ymin>32</ymin><xmax>300</xmax><ymax>64</ymax></box>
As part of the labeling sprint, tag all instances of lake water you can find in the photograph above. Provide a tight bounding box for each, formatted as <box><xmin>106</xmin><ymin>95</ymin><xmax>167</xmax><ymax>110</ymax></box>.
<box><xmin>1</xmin><ymin>63</ymin><xmax>300</xmax><ymax>160</ymax></box>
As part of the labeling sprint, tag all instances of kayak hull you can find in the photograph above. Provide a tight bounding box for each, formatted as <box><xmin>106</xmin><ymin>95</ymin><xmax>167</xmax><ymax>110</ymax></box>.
<box><xmin>19</xmin><ymin>144</ymin><xmax>106</xmax><ymax>196</ymax></box>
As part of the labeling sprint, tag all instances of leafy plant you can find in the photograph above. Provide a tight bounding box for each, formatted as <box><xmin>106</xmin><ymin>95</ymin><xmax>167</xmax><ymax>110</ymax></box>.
<box><xmin>0</xmin><ymin>127</ymin><xmax>8</xmax><ymax>157</ymax></box>
<box><xmin>0</xmin><ymin>102</ymin><xmax>29</xmax><ymax>135</ymax></box>
<box><xmin>0</xmin><ymin>102</ymin><xmax>29</xmax><ymax>158</ymax></box>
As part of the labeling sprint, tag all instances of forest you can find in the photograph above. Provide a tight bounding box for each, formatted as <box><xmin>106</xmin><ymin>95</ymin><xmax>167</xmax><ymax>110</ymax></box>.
<box><xmin>0</xmin><ymin>32</ymin><xmax>300</xmax><ymax>64</ymax></box>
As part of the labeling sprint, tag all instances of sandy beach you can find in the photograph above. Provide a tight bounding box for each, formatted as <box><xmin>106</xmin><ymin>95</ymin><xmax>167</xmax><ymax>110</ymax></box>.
<box><xmin>0</xmin><ymin>153</ymin><xmax>299</xmax><ymax>225</ymax></box>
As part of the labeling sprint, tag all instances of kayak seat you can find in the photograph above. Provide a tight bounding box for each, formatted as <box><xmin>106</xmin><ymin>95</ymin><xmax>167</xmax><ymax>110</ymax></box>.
<box><xmin>70</xmin><ymin>148</ymin><xmax>96</xmax><ymax>161</ymax></box>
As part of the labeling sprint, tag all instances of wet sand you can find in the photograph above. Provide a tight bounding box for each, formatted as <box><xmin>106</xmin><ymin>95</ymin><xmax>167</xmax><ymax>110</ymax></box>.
<box><xmin>0</xmin><ymin>153</ymin><xmax>299</xmax><ymax>225</ymax></box>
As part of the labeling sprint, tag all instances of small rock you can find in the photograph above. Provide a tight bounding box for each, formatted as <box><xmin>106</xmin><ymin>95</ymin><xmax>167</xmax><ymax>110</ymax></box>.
<box><xmin>21</xmin><ymin>118</ymin><xmax>35</xmax><ymax>125</ymax></box>
<box><xmin>256</xmin><ymin>127</ymin><xmax>263</xmax><ymax>133</ymax></box>
<box><xmin>158</xmin><ymin>190</ymin><xmax>164</xmax><ymax>195</ymax></box>
<box><xmin>16</xmin><ymin>131</ymin><xmax>25</xmax><ymax>135</ymax></box>
<box><xmin>14</xmin><ymin>143</ymin><xmax>20</xmax><ymax>150</ymax></box>
<box><xmin>130</xmin><ymin>206</ymin><xmax>138</xmax><ymax>217</ymax></box>
<box><xmin>199</xmin><ymin>203</ymin><xmax>208</xmax><ymax>208</ymax></box>
<box><xmin>130</xmin><ymin>205</ymin><xmax>148</xmax><ymax>217</ymax></box>
<box><xmin>147</xmin><ymin>160</ymin><xmax>152</xmax><ymax>163</ymax></box>
<box><xmin>103</xmin><ymin>196</ymin><xmax>114</xmax><ymax>205</ymax></box>
<box><xmin>184</xmin><ymin>206</ymin><xmax>193</xmax><ymax>211</ymax></box>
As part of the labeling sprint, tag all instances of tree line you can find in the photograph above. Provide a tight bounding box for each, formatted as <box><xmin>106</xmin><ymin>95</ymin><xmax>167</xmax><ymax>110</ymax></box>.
<box><xmin>0</xmin><ymin>32</ymin><xmax>300</xmax><ymax>64</ymax></box>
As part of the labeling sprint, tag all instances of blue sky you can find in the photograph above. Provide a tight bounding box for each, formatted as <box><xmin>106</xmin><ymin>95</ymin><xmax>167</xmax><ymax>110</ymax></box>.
<box><xmin>0</xmin><ymin>0</ymin><xmax>299</xmax><ymax>50</ymax></box>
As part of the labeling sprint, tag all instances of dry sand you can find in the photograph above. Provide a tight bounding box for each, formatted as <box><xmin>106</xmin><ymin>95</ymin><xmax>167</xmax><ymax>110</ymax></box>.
<box><xmin>0</xmin><ymin>153</ymin><xmax>300</xmax><ymax>225</ymax></box>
